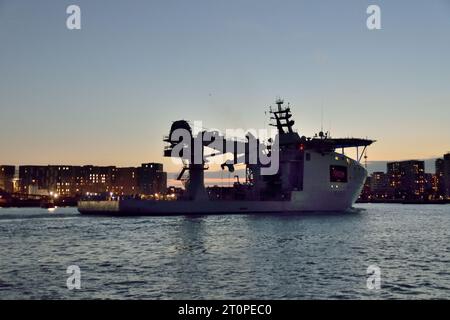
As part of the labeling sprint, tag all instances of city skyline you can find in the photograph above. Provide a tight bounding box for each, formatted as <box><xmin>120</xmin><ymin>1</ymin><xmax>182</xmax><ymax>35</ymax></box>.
<box><xmin>1</xmin><ymin>0</ymin><xmax>450</xmax><ymax>173</ymax></box>
<box><xmin>2</xmin><ymin>152</ymin><xmax>449</xmax><ymax>200</ymax></box>
<box><xmin>2</xmin><ymin>152</ymin><xmax>450</xmax><ymax>191</ymax></box>
<box><xmin>1</xmin><ymin>154</ymin><xmax>448</xmax><ymax>174</ymax></box>
<box><xmin>2</xmin><ymin>0</ymin><xmax>450</xmax><ymax>303</ymax></box>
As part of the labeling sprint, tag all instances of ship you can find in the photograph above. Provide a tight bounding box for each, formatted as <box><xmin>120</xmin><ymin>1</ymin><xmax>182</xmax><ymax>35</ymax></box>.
<box><xmin>78</xmin><ymin>99</ymin><xmax>374</xmax><ymax>215</ymax></box>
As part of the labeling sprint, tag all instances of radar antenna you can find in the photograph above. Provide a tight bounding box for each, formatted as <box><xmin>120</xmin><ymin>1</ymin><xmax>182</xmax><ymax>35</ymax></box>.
<box><xmin>269</xmin><ymin>98</ymin><xmax>295</xmax><ymax>134</ymax></box>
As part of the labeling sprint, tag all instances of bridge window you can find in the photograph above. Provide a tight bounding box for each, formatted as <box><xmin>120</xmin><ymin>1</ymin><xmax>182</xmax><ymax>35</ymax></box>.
<box><xmin>330</xmin><ymin>165</ymin><xmax>347</xmax><ymax>183</ymax></box>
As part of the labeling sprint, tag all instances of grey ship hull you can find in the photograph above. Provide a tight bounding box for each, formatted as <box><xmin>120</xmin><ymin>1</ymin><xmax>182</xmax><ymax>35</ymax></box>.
<box><xmin>78</xmin><ymin>151</ymin><xmax>367</xmax><ymax>216</ymax></box>
<box><xmin>78</xmin><ymin>197</ymin><xmax>358</xmax><ymax>216</ymax></box>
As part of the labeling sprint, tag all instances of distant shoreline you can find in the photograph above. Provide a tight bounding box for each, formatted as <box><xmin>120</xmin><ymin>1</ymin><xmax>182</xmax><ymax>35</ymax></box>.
<box><xmin>356</xmin><ymin>199</ymin><xmax>449</xmax><ymax>205</ymax></box>
<box><xmin>2</xmin><ymin>202</ymin><xmax>449</xmax><ymax>209</ymax></box>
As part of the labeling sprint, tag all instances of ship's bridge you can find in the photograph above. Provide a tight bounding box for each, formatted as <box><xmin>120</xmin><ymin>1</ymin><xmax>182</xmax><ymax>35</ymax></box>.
<box><xmin>303</xmin><ymin>137</ymin><xmax>375</xmax><ymax>162</ymax></box>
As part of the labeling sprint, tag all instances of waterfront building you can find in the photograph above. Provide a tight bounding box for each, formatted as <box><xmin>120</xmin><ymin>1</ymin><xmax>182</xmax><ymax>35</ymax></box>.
<box><xmin>435</xmin><ymin>158</ymin><xmax>445</xmax><ymax>199</ymax></box>
<box><xmin>436</xmin><ymin>153</ymin><xmax>450</xmax><ymax>199</ymax></box>
<box><xmin>16</xmin><ymin>163</ymin><xmax>167</xmax><ymax>198</ymax></box>
<box><xmin>429</xmin><ymin>174</ymin><xmax>439</xmax><ymax>196</ymax></box>
<box><xmin>138</xmin><ymin>163</ymin><xmax>167</xmax><ymax>195</ymax></box>
<box><xmin>359</xmin><ymin>176</ymin><xmax>372</xmax><ymax>200</ymax></box>
<box><xmin>82</xmin><ymin>165</ymin><xmax>115</xmax><ymax>195</ymax></box>
<box><xmin>424</xmin><ymin>173</ymin><xmax>435</xmax><ymax>200</ymax></box>
<box><xmin>0</xmin><ymin>166</ymin><xmax>15</xmax><ymax>193</ymax></box>
<box><xmin>369</xmin><ymin>171</ymin><xmax>389</xmax><ymax>199</ymax></box>
<box><xmin>112</xmin><ymin>167</ymin><xmax>139</xmax><ymax>195</ymax></box>
<box><xmin>387</xmin><ymin>160</ymin><xmax>425</xmax><ymax>200</ymax></box>
<box><xmin>52</xmin><ymin>166</ymin><xmax>79</xmax><ymax>197</ymax></box>
<box><xmin>18</xmin><ymin>165</ymin><xmax>50</xmax><ymax>194</ymax></box>
<box><xmin>444</xmin><ymin>153</ymin><xmax>450</xmax><ymax>199</ymax></box>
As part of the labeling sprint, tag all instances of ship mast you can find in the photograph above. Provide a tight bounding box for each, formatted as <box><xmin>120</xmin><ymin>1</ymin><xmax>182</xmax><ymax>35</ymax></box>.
<box><xmin>269</xmin><ymin>98</ymin><xmax>295</xmax><ymax>134</ymax></box>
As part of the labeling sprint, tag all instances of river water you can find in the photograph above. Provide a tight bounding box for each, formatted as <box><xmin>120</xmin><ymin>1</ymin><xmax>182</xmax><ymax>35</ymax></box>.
<box><xmin>0</xmin><ymin>204</ymin><xmax>449</xmax><ymax>299</ymax></box>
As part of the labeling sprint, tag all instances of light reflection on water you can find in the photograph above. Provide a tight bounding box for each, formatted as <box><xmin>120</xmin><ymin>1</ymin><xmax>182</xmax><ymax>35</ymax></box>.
<box><xmin>0</xmin><ymin>204</ymin><xmax>449</xmax><ymax>299</ymax></box>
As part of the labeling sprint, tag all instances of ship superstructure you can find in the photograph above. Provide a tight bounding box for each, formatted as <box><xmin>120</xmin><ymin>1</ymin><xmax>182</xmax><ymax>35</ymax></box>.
<box><xmin>78</xmin><ymin>99</ymin><xmax>374</xmax><ymax>215</ymax></box>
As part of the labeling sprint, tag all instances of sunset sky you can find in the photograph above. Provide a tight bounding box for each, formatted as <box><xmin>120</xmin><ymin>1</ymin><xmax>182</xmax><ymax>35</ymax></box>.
<box><xmin>1</xmin><ymin>0</ymin><xmax>449</xmax><ymax>176</ymax></box>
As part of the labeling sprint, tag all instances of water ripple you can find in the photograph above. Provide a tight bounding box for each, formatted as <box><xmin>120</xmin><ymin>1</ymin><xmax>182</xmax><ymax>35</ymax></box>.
<box><xmin>0</xmin><ymin>204</ymin><xmax>449</xmax><ymax>299</ymax></box>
